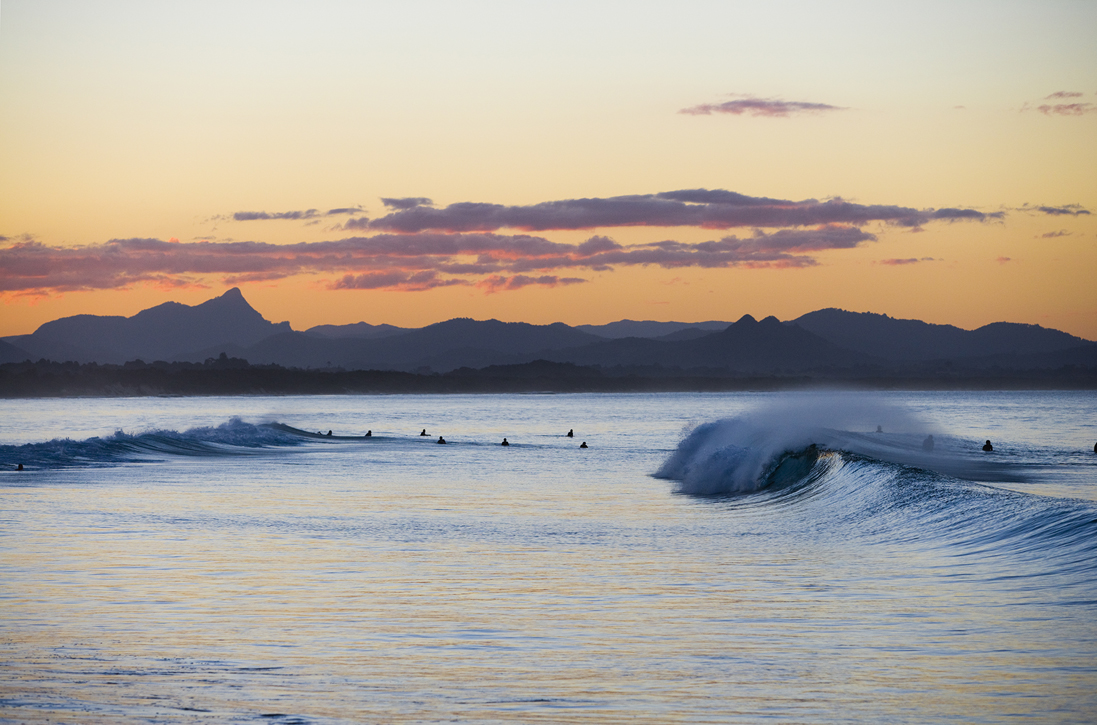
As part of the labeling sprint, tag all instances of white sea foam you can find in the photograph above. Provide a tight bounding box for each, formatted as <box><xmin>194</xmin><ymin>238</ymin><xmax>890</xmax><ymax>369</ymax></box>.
<box><xmin>653</xmin><ymin>392</ymin><xmax>1027</xmax><ymax>494</ymax></box>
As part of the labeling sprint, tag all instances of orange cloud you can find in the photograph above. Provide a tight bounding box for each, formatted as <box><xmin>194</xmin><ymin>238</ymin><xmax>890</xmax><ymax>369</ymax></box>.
<box><xmin>0</xmin><ymin>226</ymin><xmax>879</xmax><ymax>296</ymax></box>
<box><xmin>475</xmin><ymin>275</ymin><xmax>587</xmax><ymax>294</ymax></box>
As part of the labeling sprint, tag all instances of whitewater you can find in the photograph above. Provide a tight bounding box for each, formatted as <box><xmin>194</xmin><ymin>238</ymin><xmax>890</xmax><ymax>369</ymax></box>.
<box><xmin>1</xmin><ymin>391</ymin><xmax>1095</xmax><ymax>723</ymax></box>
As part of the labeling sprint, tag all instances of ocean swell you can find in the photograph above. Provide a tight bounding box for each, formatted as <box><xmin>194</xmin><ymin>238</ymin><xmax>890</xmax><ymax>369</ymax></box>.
<box><xmin>654</xmin><ymin>393</ymin><xmax>1034</xmax><ymax>496</ymax></box>
<box><xmin>1</xmin><ymin>418</ymin><xmax>305</xmax><ymax>470</ymax></box>
<box><xmin>654</xmin><ymin>395</ymin><xmax>1097</xmax><ymax>568</ymax></box>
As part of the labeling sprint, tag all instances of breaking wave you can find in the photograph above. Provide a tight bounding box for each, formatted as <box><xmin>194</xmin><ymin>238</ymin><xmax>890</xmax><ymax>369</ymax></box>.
<box><xmin>0</xmin><ymin>418</ymin><xmax>309</xmax><ymax>470</ymax></box>
<box><xmin>655</xmin><ymin>394</ymin><xmax>1025</xmax><ymax>496</ymax></box>
<box><xmin>655</xmin><ymin>395</ymin><xmax>1097</xmax><ymax>566</ymax></box>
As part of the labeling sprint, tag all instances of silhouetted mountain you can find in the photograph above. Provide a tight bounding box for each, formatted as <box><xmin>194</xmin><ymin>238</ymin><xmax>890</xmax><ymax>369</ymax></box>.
<box><xmin>379</xmin><ymin>318</ymin><xmax>601</xmax><ymax>362</ymax></box>
<box><xmin>655</xmin><ymin>327</ymin><xmax>720</xmax><ymax>342</ymax></box>
<box><xmin>3</xmin><ymin>288</ymin><xmax>291</xmax><ymax>364</ymax></box>
<box><xmin>541</xmin><ymin>315</ymin><xmax>871</xmax><ymax>372</ymax></box>
<box><xmin>304</xmin><ymin>322</ymin><xmax>410</xmax><ymax>339</ymax></box>
<box><xmin>187</xmin><ymin>318</ymin><xmax>605</xmax><ymax>372</ymax></box>
<box><xmin>0</xmin><ymin>339</ymin><xmax>32</xmax><ymax>364</ymax></box>
<box><xmin>5</xmin><ymin>290</ymin><xmax>1093</xmax><ymax>382</ymax></box>
<box><xmin>790</xmin><ymin>309</ymin><xmax>1093</xmax><ymax>361</ymax></box>
<box><xmin>576</xmin><ymin>319</ymin><xmax>732</xmax><ymax>339</ymax></box>
<box><xmin>182</xmin><ymin>331</ymin><xmax>346</xmax><ymax>368</ymax></box>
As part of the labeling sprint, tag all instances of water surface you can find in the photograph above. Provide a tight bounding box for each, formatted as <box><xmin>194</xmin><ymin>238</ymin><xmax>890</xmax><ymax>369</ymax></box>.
<box><xmin>1</xmin><ymin>392</ymin><xmax>1095</xmax><ymax>723</ymax></box>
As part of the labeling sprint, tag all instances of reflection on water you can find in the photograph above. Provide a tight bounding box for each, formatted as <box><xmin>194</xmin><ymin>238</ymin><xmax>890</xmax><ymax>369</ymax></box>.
<box><xmin>1</xmin><ymin>392</ymin><xmax>1096</xmax><ymax>723</ymax></box>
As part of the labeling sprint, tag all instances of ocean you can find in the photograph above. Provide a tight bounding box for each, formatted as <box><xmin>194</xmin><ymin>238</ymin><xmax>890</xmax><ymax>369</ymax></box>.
<box><xmin>1</xmin><ymin>391</ymin><xmax>1095</xmax><ymax>723</ymax></box>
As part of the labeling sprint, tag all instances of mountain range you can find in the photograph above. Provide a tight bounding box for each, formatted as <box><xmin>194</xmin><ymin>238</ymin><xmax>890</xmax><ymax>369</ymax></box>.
<box><xmin>3</xmin><ymin>288</ymin><xmax>1095</xmax><ymax>377</ymax></box>
<box><xmin>2</xmin><ymin>289</ymin><xmax>290</xmax><ymax>365</ymax></box>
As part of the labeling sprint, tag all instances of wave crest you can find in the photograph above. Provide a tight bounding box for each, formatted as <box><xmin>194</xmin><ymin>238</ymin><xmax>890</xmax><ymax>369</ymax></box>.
<box><xmin>655</xmin><ymin>394</ymin><xmax>934</xmax><ymax>495</ymax></box>
<box><xmin>655</xmin><ymin>418</ymin><xmax>826</xmax><ymax>495</ymax></box>
<box><xmin>2</xmin><ymin>418</ymin><xmax>304</xmax><ymax>470</ymax></box>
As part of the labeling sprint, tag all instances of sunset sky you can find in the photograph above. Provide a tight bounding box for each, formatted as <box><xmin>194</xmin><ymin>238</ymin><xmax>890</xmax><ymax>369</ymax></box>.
<box><xmin>1</xmin><ymin>1</ymin><xmax>1095</xmax><ymax>339</ymax></box>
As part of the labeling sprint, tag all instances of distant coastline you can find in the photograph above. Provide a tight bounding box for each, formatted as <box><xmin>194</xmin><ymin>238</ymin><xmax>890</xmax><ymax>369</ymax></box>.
<box><xmin>3</xmin><ymin>357</ymin><xmax>1093</xmax><ymax>397</ymax></box>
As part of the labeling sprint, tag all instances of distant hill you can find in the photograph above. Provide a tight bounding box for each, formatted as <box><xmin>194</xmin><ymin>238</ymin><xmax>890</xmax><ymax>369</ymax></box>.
<box><xmin>4</xmin><ymin>291</ymin><xmax>1093</xmax><ymax>381</ymax></box>
<box><xmin>186</xmin><ymin>318</ymin><xmax>605</xmax><ymax>371</ymax></box>
<box><xmin>2</xmin><ymin>288</ymin><xmax>292</xmax><ymax>364</ymax></box>
<box><xmin>0</xmin><ymin>339</ymin><xmax>32</xmax><ymax>364</ymax></box>
<box><xmin>303</xmin><ymin>322</ymin><xmax>410</xmax><ymax>340</ymax></box>
<box><xmin>543</xmin><ymin>315</ymin><xmax>870</xmax><ymax>373</ymax></box>
<box><xmin>368</xmin><ymin>318</ymin><xmax>602</xmax><ymax>372</ymax></box>
<box><xmin>655</xmin><ymin>327</ymin><xmax>723</xmax><ymax>342</ymax></box>
<box><xmin>789</xmin><ymin>309</ymin><xmax>1094</xmax><ymax>361</ymax></box>
<box><xmin>575</xmin><ymin>319</ymin><xmax>732</xmax><ymax>339</ymax></box>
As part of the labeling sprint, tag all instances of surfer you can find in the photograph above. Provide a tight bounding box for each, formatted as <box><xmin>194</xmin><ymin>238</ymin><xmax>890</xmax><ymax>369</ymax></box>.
<box><xmin>437</xmin><ymin>436</ymin><xmax>446</xmax><ymax>444</ymax></box>
<box><xmin>420</xmin><ymin>429</ymin><xmax>428</xmax><ymax>436</ymax></box>
<box><xmin>876</xmin><ymin>425</ymin><xmax>883</xmax><ymax>433</ymax></box>
<box><xmin>567</xmin><ymin>429</ymin><xmax>574</xmax><ymax>438</ymax></box>
<box><xmin>982</xmin><ymin>440</ymin><xmax>993</xmax><ymax>452</ymax></box>
<box><xmin>579</xmin><ymin>441</ymin><xmax>588</xmax><ymax>449</ymax></box>
<box><xmin>17</xmin><ymin>464</ymin><xmax>23</xmax><ymax>471</ymax></box>
<box><xmin>501</xmin><ymin>438</ymin><xmax>509</xmax><ymax>446</ymax></box>
<box><xmin>922</xmin><ymin>435</ymin><xmax>934</xmax><ymax>452</ymax></box>
<box><xmin>364</xmin><ymin>430</ymin><xmax>371</xmax><ymax>437</ymax></box>
<box><xmin>327</xmin><ymin>430</ymin><xmax>333</xmax><ymax>436</ymax></box>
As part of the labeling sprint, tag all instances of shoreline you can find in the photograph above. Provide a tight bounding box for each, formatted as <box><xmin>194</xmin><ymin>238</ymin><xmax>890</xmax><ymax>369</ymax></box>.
<box><xmin>4</xmin><ymin>357</ymin><xmax>1094</xmax><ymax>397</ymax></box>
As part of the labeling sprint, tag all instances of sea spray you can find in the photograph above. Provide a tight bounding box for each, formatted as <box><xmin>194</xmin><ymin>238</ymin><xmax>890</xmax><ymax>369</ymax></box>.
<box><xmin>656</xmin><ymin>392</ymin><xmax>931</xmax><ymax>495</ymax></box>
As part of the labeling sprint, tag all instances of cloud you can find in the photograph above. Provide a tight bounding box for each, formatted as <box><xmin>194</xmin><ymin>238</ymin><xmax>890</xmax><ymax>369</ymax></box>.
<box><xmin>1029</xmin><ymin>204</ymin><xmax>1091</xmax><ymax>216</ymax></box>
<box><xmin>575</xmin><ymin>235</ymin><xmax>622</xmax><ymax>254</ymax></box>
<box><xmin>232</xmin><ymin>189</ymin><xmax>1006</xmax><ymax>233</ymax></box>
<box><xmin>233</xmin><ymin>209</ymin><xmax>320</xmax><ymax>221</ymax></box>
<box><xmin>1040</xmin><ymin>230</ymin><xmax>1072</xmax><ymax>238</ymax></box>
<box><xmin>329</xmin><ymin>270</ymin><xmax>470</xmax><ymax>291</ymax></box>
<box><xmin>365</xmin><ymin>189</ymin><xmax>985</xmax><ymax>233</ymax></box>
<box><xmin>1</xmin><ymin>233</ymin><xmax>35</xmax><ymax>246</ymax></box>
<box><xmin>878</xmin><ymin>257</ymin><xmax>937</xmax><ymax>266</ymax></box>
<box><xmin>930</xmin><ymin>208</ymin><xmax>1002</xmax><ymax>221</ymax></box>
<box><xmin>0</xmin><ymin>225</ymin><xmax>877</xmax><ymax>295</ymax></box>
<box><xmin>680</xmin><ymin>96</ymin><xmax>846</xmax><ymax>117</ymax></box>
<box><xmin>3</xmin><ymin>189</ymin><xmax>1002</xmax><ymax>296</ymax></box>
<box><xmin>381</xmin><ymin>197</ymin><xmax>433</xmax><ymax>210</ymax></box>
<box><xmin>1037</xmin><ymin>103</ymin><xmax>1095</xmax><ymax>116</ymax></box>
<box><xmin>1021</xmin><ymin>93</ymin><xmax>1097</xmax><ymax>116</ymax></box>
<box><xmin>475</xmin><ymin>275</ymin><xmax>587</xmax><ymax>293</ymax></box>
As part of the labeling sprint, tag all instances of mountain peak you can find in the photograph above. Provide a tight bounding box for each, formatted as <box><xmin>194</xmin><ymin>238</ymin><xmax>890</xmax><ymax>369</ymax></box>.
<box><xmin>203</xmin><ymin>287</ymin><xmax>250</xmax><ymax>309</ymax></box>
<box><xmin>12</xmin><ymin>287</ymin><xmax>290</xmax><ymax>363</ymax></box>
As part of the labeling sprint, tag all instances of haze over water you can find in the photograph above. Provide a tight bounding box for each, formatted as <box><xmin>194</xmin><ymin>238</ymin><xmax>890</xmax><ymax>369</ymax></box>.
<box><xmin>2</xmin><ymin>391</ymin><xmax>1095</xmax><ymax>723</ymax></box>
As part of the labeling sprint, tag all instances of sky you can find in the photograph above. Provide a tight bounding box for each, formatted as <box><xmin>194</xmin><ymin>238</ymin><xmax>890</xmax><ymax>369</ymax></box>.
<box><xmin>1</xmin><ymin>0</ymin><xmax>1095</xmax><ymax>339</ymax></box>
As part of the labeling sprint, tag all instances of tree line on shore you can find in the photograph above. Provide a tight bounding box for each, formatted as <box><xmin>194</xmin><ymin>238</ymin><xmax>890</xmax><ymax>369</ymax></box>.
<box><xmin>3</xmin><ymin>355</ymin><xmax>1094</xmax><ymax>397</ymax></box>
